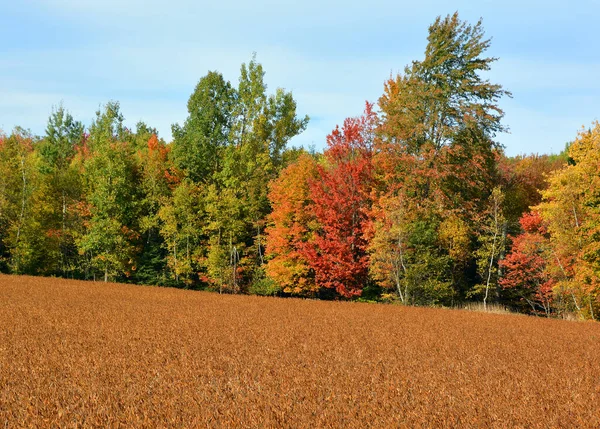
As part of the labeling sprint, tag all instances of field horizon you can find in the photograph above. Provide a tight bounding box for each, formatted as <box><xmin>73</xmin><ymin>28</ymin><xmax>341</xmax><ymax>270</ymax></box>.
<box><xmin>1</xmin><ymin>274</ymin><xmax>599</xmax><ymax>427</ymax></box>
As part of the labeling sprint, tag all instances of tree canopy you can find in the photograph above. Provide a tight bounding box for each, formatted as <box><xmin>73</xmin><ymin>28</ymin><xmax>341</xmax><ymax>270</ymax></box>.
<box><xmin>1</xmin><ymin>15</ymin><xmax>597</xmax><ymax>319</ymax></box>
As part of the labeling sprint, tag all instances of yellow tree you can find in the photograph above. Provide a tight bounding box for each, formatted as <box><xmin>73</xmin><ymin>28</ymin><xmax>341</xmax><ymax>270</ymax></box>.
<box><xmin>0</xmin><ymin>129</ymin><xmax>48</xmax><ymax>274</ymax></box>
<box><xmin>537</xmin><ymin>122</ymin><xmax>600</xmax><ymax>319</ymax></box>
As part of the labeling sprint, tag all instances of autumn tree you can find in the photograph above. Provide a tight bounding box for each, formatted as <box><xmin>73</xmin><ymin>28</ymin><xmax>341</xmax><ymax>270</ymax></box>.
<box><xmin>536</xmin><ymin>122</ymin><xmax>600</xmax><ymax>319</ymax></box>
<box><xmin>300</xmin><ymin>104</ymin><xmax>376</xmax><ymax>298</ymax></box>
<box><xmin>500</xmin><ymin>212</ymin><xmax>554</xmax><ymax>316</ymax></box>
<box><xmin>499</xmin><ymin>153</ymin><xmax>567</xmax><ymax>233</ymax></box>
<box><xmin>265</xmin><ymin>152</ymin><xmax>319</xmax><ymax>295</ymax></box>
<box><xmin>371</xmin><ymin>12</ymin><xmax>509</xmax><ymax>304</ymax></box>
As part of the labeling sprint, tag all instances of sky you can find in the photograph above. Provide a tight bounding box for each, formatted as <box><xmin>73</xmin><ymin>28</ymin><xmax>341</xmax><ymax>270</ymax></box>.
<box><xmin>1</xmin><ymin>0</ymin><xmax>599</xmax><ymax>156</ymax></box>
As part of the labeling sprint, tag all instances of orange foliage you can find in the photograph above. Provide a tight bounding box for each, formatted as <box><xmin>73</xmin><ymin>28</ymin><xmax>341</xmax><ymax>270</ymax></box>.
<box><xmin>265</xmin><ymin>154</ymin><xmax>319</xmax><ymax>295</ymax></box>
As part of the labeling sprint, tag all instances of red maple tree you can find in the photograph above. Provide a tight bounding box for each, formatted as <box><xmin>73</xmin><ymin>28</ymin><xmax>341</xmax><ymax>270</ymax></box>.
<box><xmin>500</xmin><ymin>212</ymin><xmax>554</xmax><ymax>316</ymax></box>
<box><xmin>300</xmin><ymin>103</ymin><xmax>377</xmax><ymax>298</ymax></box>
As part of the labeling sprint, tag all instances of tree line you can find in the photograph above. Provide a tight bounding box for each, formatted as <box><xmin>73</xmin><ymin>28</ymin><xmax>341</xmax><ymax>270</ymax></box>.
<box><xmin>1</xmin><ymin>13</ymin><xmax>597</xmax><ymax>319</ymax></box>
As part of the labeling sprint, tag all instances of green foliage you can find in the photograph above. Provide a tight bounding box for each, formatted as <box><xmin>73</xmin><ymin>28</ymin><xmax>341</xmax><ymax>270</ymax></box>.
<box><xmin>158</xmin><ymin>179</ymin><xmax>202</xmax><ymax>285</ymax></box>
<box><xmin>248</xmin><ymin>267</ymin><xmax>281</xmax><ymax>296</ymax></box>
<box><xmin>78</xmin><ymin>103</ymin><xmax>140</xmax><ymax>282</ymax></box>
<box><xmin>412</xmin><ymin>12</ymin><xmax>511</xmax><ymax>145</ymax></box>
<box><xmin>404</xmin><ymin>218</ymin><xmax>454</xmax><ymax>305</ymax></box>
<box><xmin>0</xmin><ymin>129</ymin><xmax>49</xmax><ymax>274</ymax></box>
<box><xmin>204</xmin><ymin>238</ymin><xmax>230</xmax><ymax>292</ymax></box>
<box><xmin>35</xmin><ymin>106</ymin><xmax>86</xmax><ymax>276</ymax></box>
<box><xmin>39</xmin><ymin>104</ymin><xmax>84</xmax><ymax>172</ymax></box>
<box><xmin>171</xmin><ymin>71</ymin><xmax>235</xmax><ymax>183</ymax></box>
<box><xmin>169</xmin><ymin>54</ymin><xmax>308</xmax><ymax>290</ymax></box>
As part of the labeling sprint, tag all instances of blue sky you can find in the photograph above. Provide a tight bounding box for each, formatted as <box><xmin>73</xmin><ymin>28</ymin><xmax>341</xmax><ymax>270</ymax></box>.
<box><xmin>1</xmin><ymin>0</ymin><xmax>599</xmax><ymax>156</ymax></box>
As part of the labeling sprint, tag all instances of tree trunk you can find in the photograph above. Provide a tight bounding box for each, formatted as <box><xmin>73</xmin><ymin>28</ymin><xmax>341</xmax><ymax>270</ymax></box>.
<box><xmin>496</xmin><ymin>222</ymin><xmax>508</xmax><ymax>300</ymax></box>
<box><xmin>61</xmin><ymin>190</ymin><xmax>67</xmax><ymax>275</ymax></box>
<box><xmin>174</xmin><ymin>242</ymin><xmax>178</xmax><ymax>283</ymax></box>
<box><xmin>14</xmin><ymin>155</ymin><xmax>27</xmax><ymax>272</ymax></box>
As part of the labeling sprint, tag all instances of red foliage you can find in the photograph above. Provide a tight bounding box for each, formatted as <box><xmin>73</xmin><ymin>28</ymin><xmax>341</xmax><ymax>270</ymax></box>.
<box><xmin>75</xmin><ymin>133</ymin><xmax>91</xmax><ymax>159</ymax></box>
<box><xmin>45</xmin><ymin>229</ymin><xmax>62</xmax><ymax>239</ymax></box>
<box><xmin>147</xmin><ymin>134</ymin><xmax>161</xmax><ymax>151</ymax></box>
<box><xmin>301</xmin><ymin>103</ymin><xmax>377</xmax><ymax>298</ymax></box>
<box><xmin>519</xmin><ymin>211</ymin><xmax>546</xmax><ymax>234</ymax></box>
<box><xmin>142</xmin><ymin>134</ymin><xmax>181</xmax><ymax>188</ymax></box>
<box><xmin>500</xmin><ymin>212</ymin><xmax>554</xmax><ymax>315</ymax></box>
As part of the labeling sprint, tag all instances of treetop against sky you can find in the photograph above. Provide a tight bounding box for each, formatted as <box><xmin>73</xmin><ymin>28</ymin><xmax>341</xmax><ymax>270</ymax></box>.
<box><xmin>0</xmin><ymin>0</ymin><xmax>598</xmax><ymax>155</ymax></box>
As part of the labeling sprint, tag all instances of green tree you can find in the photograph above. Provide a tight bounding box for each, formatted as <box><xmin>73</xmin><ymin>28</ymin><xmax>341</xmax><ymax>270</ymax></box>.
<box><xmin>39</xmin><ymin>104</ymin><xmax>84</xmax><ymax>169</ymax></box>
<box><xmin>0</xmin><ymin>129</ymin><xmax>45</xmax><ymax>274</ymax></box>
<box><xmin>170</xmin><ymin>55</ymin><xmax>308</xmax><ymax>291</ymax></box>
<box><xmin>216</xmin><ymin>56</ymin><xmax>308</xmax><ymax>291</ymax></box>
<box><xmin>134</xmin><ymin>132</ymin><xmax>177</xmax><ymax>285</ymax></box>
<box><xmin>471</xmin><ymin>187</ymin><xmax>506</xmax><ymax>308</ymax></box>
<box><xmin>78</xmin><ymin>102</ymin><xmax>140</xmax><ymax>282</ymax></box>
<box><xmin>171</xmin><ymin>71</ymin><xmax>235</xmax><ymax>183</ymax></box>
<box><xmin>37</xmin><ymin>105</ymin><xmax>85</xmax><ymax>276</ymax></box>
<box><xmin>158</xmin><ymin>178</ymin><xmax>202</xmax><ymax>286</ymax></box>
